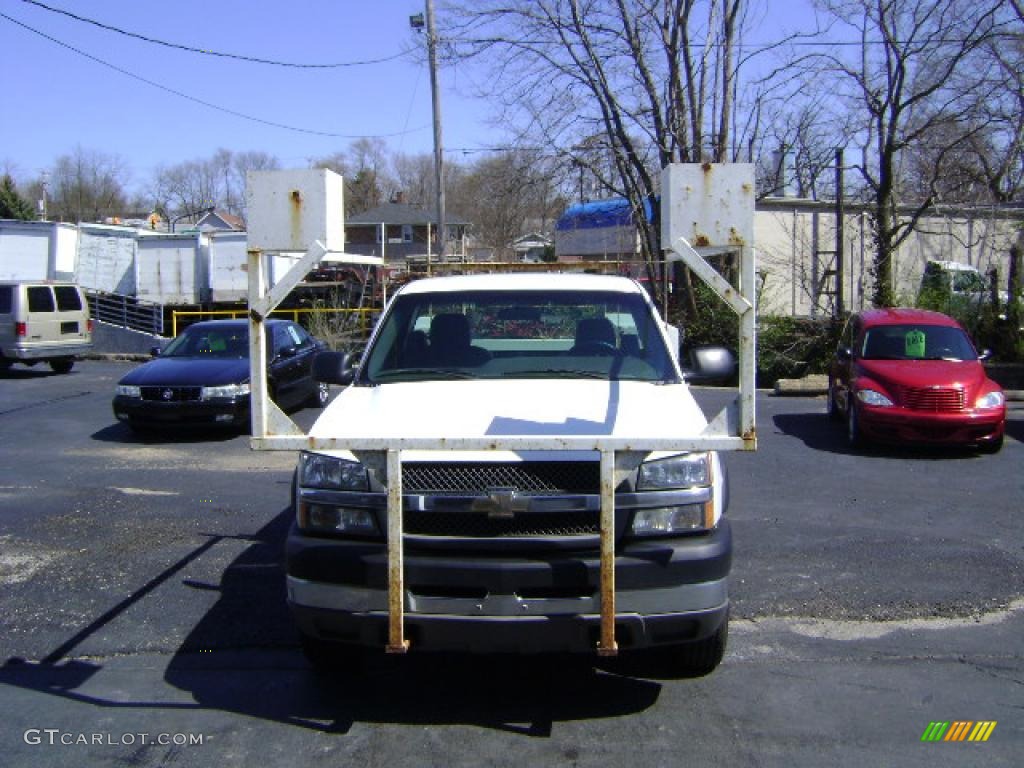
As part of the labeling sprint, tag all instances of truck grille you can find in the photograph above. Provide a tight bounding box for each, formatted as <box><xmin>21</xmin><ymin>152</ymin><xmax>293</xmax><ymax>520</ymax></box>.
<box><xmin>140</xmin><ymin>386</ymin><xmax>202</xmax><ymax>402</ymax></box>
<box><xmin>404</xmin><ymin>510</ymin><xmax>599</xmax><ymax>538</ymax></box>
<box><xmin>402</xmin><ymin>461</ymin><xmax>599</xmax><ymax>496</ymax></box>
<box><xmin>902</xmin><ymin>386</ymin><xmax>965</xmax><ymax>412</ymax></box>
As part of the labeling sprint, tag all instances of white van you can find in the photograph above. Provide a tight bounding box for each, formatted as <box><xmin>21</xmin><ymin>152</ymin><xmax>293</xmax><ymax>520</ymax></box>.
<box><xmin>0</xmin><ymin>281</ymin><xmax>93</xmax><ymax>374</ymax></box>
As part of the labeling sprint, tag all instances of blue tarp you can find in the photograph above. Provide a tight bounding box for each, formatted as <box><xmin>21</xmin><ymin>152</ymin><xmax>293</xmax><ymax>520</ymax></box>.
<box><xmin>555</xmin><ymin>197</ymin><xmax>655</xmax><ymax>231</ymax></box>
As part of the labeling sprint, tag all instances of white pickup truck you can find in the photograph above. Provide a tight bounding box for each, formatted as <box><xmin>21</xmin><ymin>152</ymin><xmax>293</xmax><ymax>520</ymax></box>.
<box><xmin>286</xmin><ymin>272</ymin><xmax>735</xmax><ymax>674</ymax></box>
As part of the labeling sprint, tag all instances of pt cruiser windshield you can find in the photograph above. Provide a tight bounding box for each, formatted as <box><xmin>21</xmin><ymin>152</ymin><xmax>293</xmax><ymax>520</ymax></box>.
<box><xmin>360</xmin><ymin>289</ymin><xmax>679</xmax><ymax>384</ymax></box>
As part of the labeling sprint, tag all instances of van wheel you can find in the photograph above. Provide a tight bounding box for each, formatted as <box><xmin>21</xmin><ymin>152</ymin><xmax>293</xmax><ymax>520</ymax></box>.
<box><xmin>49</xmin><ymin>359</ymin><xmax>74</xmax><ymax>374</ymax></box>
<box><xmin>0</xmin><ymin>357</ymin><xmax>11</xmax><ymax>372</ymax></box>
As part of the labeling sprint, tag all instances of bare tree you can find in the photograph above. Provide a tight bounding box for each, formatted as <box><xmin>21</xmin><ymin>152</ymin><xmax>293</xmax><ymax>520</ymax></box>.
<box><xmin>450</xmin><ymin>150</ymin><xmax>566</xmax><ymax>257</ymax></box>
<box><xmin>442</xmin><ymin>0</ymin><xmax>751</xmax><ymax>289</ymax></box>
<box><xmin>151</xmin><ymin>149</ymin><xmax>280</xmax><ymax>225</ymax></box>
<box><xmin>49</xmin><ymin>146</ymin><xmax>129</xmax><ymax>223</ymax></box>
<box><xmin>812</xmin><ymin>0</ymin><xmax>1003</xmax><ymax>307</ymax></box>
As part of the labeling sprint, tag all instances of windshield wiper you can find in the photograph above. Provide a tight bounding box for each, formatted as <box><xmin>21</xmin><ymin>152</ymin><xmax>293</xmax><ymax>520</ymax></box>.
<box><xmin>512</xmin><ymin>369</ymin><xmax>609</xmax><ymax>379</ymax></box>
<box><xmin>372</xmin><ymin>368</ymin><xmax>477</xmax><ymax>381</ymax></box>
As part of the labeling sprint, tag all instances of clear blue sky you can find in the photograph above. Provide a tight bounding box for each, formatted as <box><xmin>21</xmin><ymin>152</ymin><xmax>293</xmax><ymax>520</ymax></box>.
<box><xmin>0</xmin><ymin>0</ymin><xmax>498</xmax><ymax>191</ymax></box>
<box><xmin>0</xmin><ymin>0</ymin><xmax>822</xmax><ymax>195</ymax></box>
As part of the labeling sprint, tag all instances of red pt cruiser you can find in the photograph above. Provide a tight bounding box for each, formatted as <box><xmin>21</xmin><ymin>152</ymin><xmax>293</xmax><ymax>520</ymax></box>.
<box><xmin>828</xmin><ymin>308</ymin><xmax>1006</xmax><ymax>452</ymax></box>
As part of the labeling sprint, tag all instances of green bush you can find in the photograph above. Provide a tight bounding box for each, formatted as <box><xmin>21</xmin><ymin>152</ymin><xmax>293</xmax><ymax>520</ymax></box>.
<box><xmin>673</xmin><ymin>281</ymin><xmax>841</xmax><ymax>386</ymax></box>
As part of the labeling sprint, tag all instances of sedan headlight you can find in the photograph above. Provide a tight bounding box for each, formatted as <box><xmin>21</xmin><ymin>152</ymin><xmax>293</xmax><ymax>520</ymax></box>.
<box><xmin>856</xmin><ymin>388</ymin><xmax>893</xmax><ymax>407</ymax></box>
<box><xmin>976</xmin><ymin>391</ymin><xmax>1005</xmax><ymax>409</ymax></box>
<box><xmin>116</xmin><ymin>384</ymin><xmax>141</xmax><ymax>397</ymax></box>
<box><xmin>638</xmin><ymin>452</ymin><xmax>710</xmax><ymax>490</ymax></box>
<box><xmin>298</xmin><ymin>452</ymin><xmax>369</xmax><ymax>491</ymax></box>
<box><xmin>199</xmin><ymin>382</ymin><xmax>250</xmax><ymax>400</ymax></box>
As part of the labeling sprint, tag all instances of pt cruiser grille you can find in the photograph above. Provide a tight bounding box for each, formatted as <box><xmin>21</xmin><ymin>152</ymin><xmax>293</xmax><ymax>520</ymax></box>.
<box><xmin>402</xmin><ymin>461</ymin><xmax>600</xmax><ymax>496</ymax></box>
<box><xmin>902</xmin><ymin>386</ymin><xmax>965</xmax><ymax>412</ymax></box>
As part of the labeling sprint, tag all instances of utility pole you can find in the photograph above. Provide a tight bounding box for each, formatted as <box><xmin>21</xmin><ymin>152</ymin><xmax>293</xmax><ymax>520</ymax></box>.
<box><xmin>835</xmin><ymin>148</ymin><xmax>845</xmax><ymax>317</ymax></box>
<box><xmin>411</xmin><ymin>4</ymin><xmax>445</xmax><ymax>267</ymax></box>
<box><xmin>418</xmin><ymin>0</ymin><xmax>446</xmax><ymax>263</ymax></box>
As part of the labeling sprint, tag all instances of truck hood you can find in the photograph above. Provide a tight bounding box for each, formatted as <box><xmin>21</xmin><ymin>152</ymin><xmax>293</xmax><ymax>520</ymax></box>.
<box><xmin>310</xmin><ymin>379</ymin><xmax>709</xmax><ymax>454</ymax></box>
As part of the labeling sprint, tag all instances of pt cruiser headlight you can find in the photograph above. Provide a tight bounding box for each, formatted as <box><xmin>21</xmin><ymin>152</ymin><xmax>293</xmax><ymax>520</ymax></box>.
<box><xmin>298</xmin><ymin>452</ymin><xmax>369</xmax><ymax>491</ymax></box>
<box><xmin>116</xmin><ymin>384</ymin><xmax>141</xmax><ymax>397</ymax></box>
<box><xmin>976</xmin><ymin>391</ymin><xmax>1005</xmax><ymax>409</ymax></box>
<box><xmin>856</xmin><ymin>388</ymin><xmax>893</xmax><ymax>407</ymax></box>
<box><xmin>200</xmin><ymin>382</ymin><xmax>250</xmax><ymax>400</ymax></box>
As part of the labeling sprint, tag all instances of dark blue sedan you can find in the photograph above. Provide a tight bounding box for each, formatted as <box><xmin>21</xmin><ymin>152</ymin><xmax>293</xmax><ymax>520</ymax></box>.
<box><xmin>112</xmin><ymin>319</ymin><xmax>329</xmax><ymax>432</ymax></box>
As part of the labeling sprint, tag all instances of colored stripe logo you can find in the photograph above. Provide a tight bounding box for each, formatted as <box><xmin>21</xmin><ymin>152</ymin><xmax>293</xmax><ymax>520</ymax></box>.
<box><xmin>921</xmin><ymin>721</ymin><xmax>996</xmax><ymax>742</ymax></box>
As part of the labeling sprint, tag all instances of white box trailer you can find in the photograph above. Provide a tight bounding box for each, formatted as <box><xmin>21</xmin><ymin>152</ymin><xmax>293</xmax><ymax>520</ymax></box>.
<box><xmin>208</xmin><ymin>231</ymin><xmax>249</xmax><ymax>303</ymax></box>
<box><xmin>75</xmin><ymin>224</ymin><xmax>137</xmax><ymax>295</ymax></box>
<box><xmin>134</xmin><ymin>233</ymin><xmax>208</xmax><ymax>305</ymax></box>
<box><xmin>0</xmin><ymin>220</ymin><xmax>78</xmax><ymax>281</ymax></box>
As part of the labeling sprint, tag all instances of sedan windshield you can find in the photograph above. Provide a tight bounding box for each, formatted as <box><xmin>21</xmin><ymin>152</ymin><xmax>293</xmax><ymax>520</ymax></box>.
<box><xmin>360</xmin><ymin>290</ymin><xmax>679</xmax><ymax>384</ymax></box>
<box><xmin>161</xmin><ymin>326</ymin><xmax>249</xmax><ymax>358</ymax></box>
<box><xmin>861</xmin><ymin>324</ymin><xmax>977</xmax><ymax>361</ymax></box>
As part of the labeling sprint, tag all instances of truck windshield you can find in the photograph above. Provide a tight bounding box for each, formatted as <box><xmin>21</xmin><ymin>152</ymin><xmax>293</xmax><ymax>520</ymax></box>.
<box><xmin>360</xmin><ymin>290</ymin><xmax>679</xmax><ymax>384</ymax></box>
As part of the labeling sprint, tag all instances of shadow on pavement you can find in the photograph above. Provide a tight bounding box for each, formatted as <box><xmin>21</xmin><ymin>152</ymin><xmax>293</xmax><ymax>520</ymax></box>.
<box><xmin>773</xmin><ymin>411</ymin><xmax>1001</xmax><ymax>459</ymax></box>
<box><xmin>90</xmin><ymin>422</ymin><xmax>243</xmax><ymax>445</ymax></box>
<box><xmin>0</xmin><ymin>508</ymin><xmax>662</xmax><ymax>736</ymax></box>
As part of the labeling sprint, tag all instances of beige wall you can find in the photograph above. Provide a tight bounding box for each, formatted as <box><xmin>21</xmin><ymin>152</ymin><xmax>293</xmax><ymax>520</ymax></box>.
<box><xmin>754</xmin><ymin>205</ymin><xmax>1022</xmax><ymax>317</ymax></box>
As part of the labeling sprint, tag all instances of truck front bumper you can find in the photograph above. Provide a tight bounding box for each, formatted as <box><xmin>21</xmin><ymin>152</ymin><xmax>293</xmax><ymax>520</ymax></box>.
<box><xmin>286</xmin><ymin>519</ymin><xmax>731</xmax><ymax>653</ymax></box>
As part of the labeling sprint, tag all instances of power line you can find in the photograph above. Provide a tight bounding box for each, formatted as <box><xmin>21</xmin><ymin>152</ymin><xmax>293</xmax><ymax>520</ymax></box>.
<box><xmin>18</xmin><ymin>0</ymin><xmax>410</xmax><ymax>68</ymax></box>
<box><xmin>0</xmin><ymin>11</ymin><xmax>430</xmax><ymax>141</ymax></box>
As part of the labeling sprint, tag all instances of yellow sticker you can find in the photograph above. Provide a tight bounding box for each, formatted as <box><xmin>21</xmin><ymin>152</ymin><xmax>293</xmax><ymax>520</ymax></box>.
<box><xmin>905</xmin><ymin>330</ymin><xmax>926</xmax><ymax>358</ymax></box>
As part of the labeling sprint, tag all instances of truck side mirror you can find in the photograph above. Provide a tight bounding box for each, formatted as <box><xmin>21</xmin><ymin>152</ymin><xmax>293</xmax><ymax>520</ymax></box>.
<box><xmin>313</xmin><ymin>351</ymin><xmax>355</xmax><ymax>386</ymax></box>
<box><xmin>682</xmin><ymin>345</ymin><xmax>736</xmax><ymax>384</ymax></box>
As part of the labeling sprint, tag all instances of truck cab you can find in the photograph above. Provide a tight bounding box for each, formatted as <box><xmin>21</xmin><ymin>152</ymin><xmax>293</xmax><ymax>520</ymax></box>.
<box><xmin>286</xmin><ymin>273</ymin><xmax>733</xmax><ymax>674</ymax></box>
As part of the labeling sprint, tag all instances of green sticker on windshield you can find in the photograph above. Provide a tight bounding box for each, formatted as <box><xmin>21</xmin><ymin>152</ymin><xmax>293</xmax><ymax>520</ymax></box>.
<box><xmin>905</xmin><ymin>330</ymin><xmax>925</xmax><ymax>358</ymax></box>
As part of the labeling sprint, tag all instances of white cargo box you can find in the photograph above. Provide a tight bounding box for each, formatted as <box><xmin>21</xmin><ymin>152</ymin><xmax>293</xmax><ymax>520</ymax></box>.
<box><xmin>135</xmin><ymin>234</ymin><xmax>207</xmax><ymax>305</ymax></box>
<box><xmin>246</xmin><ymin>169</ymin><xmax>345</xmax><ymax>253</ymax></box>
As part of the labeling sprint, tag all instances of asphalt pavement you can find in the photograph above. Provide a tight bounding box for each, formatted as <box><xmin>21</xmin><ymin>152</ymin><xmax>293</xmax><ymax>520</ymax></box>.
<box><xmin>0</xmin><ymin>361</ymin><xmax>1021</xmax><ymax>767</ymax></box>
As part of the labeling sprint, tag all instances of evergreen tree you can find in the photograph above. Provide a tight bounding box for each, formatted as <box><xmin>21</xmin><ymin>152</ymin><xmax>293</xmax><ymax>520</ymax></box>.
<box><xmin>0</xmin><ymin>175</ymin><xmax>35</xmax><ymax>220</ymax></box>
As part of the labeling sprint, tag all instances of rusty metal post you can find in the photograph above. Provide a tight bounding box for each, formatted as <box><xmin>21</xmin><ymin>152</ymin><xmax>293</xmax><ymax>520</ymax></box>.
<box><xmin>386</xmin><ymin>448</ymin><xmax>409</xmax><ymax>653</ymax></box>
<box><xmin>597</xmin><ymin>449</ymin><xmax>618</xmax><ymax>656</ymax></box>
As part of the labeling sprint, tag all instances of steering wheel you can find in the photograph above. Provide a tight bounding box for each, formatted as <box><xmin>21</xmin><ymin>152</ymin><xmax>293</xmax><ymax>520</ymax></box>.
<box><xmin>573</xmin><ymin>341</ymin><xmax>621</xmax><ymax>356</ymax></box>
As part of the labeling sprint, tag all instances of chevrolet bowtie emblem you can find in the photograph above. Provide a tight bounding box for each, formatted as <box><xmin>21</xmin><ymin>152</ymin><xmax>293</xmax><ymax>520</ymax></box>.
<box><xmin>471</xmin><ymin>488</ymin><xmax>530</xmax><ymax>519</ymax></box>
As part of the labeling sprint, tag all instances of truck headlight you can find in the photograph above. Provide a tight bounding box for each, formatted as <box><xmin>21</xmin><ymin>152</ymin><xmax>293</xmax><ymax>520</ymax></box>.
<box><xmin>632</xmin><ymin>504</ymin><xmax>711</xmax><ymax>535</ymax></box>
<box><xmin>298</xmin><ymin>503</ymin><xmax>379</xmax><ymax>536</ymax></box>
<box><xmin>298</xmin><ymin>452</ymin><xmax>369</xmax><ymax>491</ymax></box>
<box><xmin>116</xmin><ymin>384</ymin><xmax>141</xmax><ymax>397</ymax></box>
<box><xmin>637</xmin><ymin>452</ymin><xmax>710</xmax><ymax>490</ymax></box>
<box><xmin>200</xmin><ymin>382</ymin><xmax>250</xmax><ymax>400</ymax></box>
